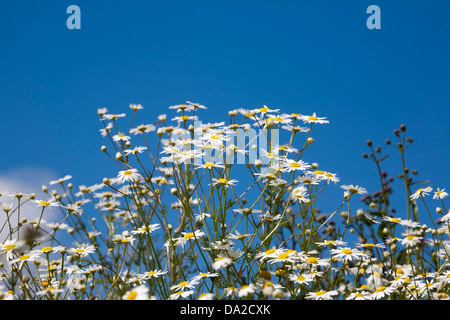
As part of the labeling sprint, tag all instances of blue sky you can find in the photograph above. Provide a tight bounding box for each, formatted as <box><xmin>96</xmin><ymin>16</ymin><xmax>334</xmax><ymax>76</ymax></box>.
<box><xmin>0</xmin><ymin>1</ymin><xmax>449</xmax><ymax>223</ymax></box>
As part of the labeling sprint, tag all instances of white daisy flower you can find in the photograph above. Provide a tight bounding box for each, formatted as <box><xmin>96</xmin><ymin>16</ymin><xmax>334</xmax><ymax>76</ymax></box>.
<box><xmin>289</xmin><ymin>273</ymin><xmax>313</xmax><ymax>286</ymax></box>
<box><xmin>117</xmin><ymin>168</ymin><xmax>141</xmax><ymax>183</ymax></box>
<box><xmin>305</xmin><ymin>290</ymin><xmax>338</xmax><ymax>300</ymax></box>
<box><xmin>33</xmin><ymin>199</ymin><xmax>60</xmax><ymax>209</ymax></box>
<box><xmin>238</xmin><ymin>284</ymin><xmax>256</xmax><ymax>298</ymax></box>
<box><xmin>130</xmin><ymin>124</ymin><xmax>156</xmax><ymax>135</ymax></box>
<box><xmin>313</xmin><ymin>170</ymin><xmax>340</xmax><ymax>184</ymax></box>
<box><xmin>330</xmin><ymin>247</ymin><xmax>364</xmax><ymax>262</ymax></box>
<box><xmin>69</xmin><ymin>244</ymin><xmax>96</xmax><ymax>257</ymax></box>
<box><xmin>400</xmin><ymin>234</ymin><xmax>423</xmax><ymax>247</ymax></box>
<box><xmin>49</xmin><ymin>175</ymin><xmax>72</xmax><ymax>185</ymax></box>
<box><xmin>113</xmin><ymin>133</ymin><xmax>131</xmax><ymax>142</ymax></box>
<box><xmin>433</xmin><ymin>188</ymin><xmax>448</xmax><ymax>200</ymax></box>
<box><xmin>211</xmin><ymin>177</ymin><xmax>238</xmax><ymax>188</ymax></box>
<box><xmin>281</xmin><ymin>159</ymin><xmax>310</xmax><ymax>172</ymax></box>
<box><xmin>341</xmin><ymin>184</ymin><xmax>368</xmax><ymax>196</ymax></box>
<box><xmin>122</xmin><ymin>284</ymin><xmax>149</xmax><ymax>300</ymax></box>
<box><xmin>124</xmin><ymin>146</ymin><xmax>148</xmax><ymax>156</ymax></box>
<box><xmin>170</xmin><ymin>279</ymin><xmax>199</xmax><ymax>291</ymax></box>
<box><xmin>299</xmin><ymin>113</ymin><xmax>329</xmax><ymax>124</ymax></box>
<box><xmin>410</xmin><ymin>186</ymin><xmax>433</xmax><ymax>200</ymax></box>
<box><xmin>169</xmin><ymin>290</ymin><xmax>195</xmax><ymax>300</ymax></box>
<box><xmin>370</xmin><ymin>286</ymin><xmax>397</xmax><ymax>300</ymax></box>
<box><xmin>129</xmin><ymin>103</ymin><xmax>143</xmax><ymax>111</ymax></box>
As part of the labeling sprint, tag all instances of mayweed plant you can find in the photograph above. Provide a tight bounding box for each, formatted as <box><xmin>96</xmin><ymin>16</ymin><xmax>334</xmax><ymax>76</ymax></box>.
<box><xmin>0</xmin><ymin>101</ymin><xmax>449</xmax><ymax>301</ymax></box>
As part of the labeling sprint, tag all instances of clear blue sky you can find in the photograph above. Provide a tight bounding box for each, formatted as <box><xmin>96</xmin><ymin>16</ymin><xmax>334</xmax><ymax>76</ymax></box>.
<box><xmin>0</xmin><ymin>1</ymin><xmax>449</xmax><ymax>221</ymax></box>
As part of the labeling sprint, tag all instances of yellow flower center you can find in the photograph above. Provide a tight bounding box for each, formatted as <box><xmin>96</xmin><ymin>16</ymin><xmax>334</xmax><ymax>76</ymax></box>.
<box><xmin>4</xmin><ymin>244</ymin><xmax>15</xmax><ymax>251</ymax></box>
<box><xmin>260</xmin><ymin>107</ymin><xmax>269</xmax><ymax>112</ymax></box>
<box><xmin>75</xmin><ymin>248</ymin><xmax>85</xmax><ymax>253</ymax></box>
<box><xmin>342</xmin><ymin>249</ymin><xmax>353</xmax><ymax>255</ymax></box>
<box><xmin>406</xmin><ymin>235</ymin><xmax>415</xmax><ymax>241</ymax></box>
<box><xmin>40</xmin><ymin>200</ymin><xmax>50</xmax><ymax>206</ymax></box>
<box><xmin>19</xmin><ymin>255</ymin><xmax>30</xmax><ymax>261</ymax></box>
<box><xmin>179</xmin><ymin>281</ymin><xmax>189</xmax><ymax>287</ymax></box>
<box><xmin>308</xmin><ymin>116</ymin><xmax>318</xmax><ymax>121</ymax></box>
<box><xmin>41</xmin><ymin>246</ymin><xmax>53</xmax><ymax>253</ymax></box>
<box><xmin>314</xmin><ymin>170</ymin><xmax>325</xmax><ymax>175</ymax></box>
<box><xmin>316</xmin><ymin>290</ymin><xmax>327</xmax><ymax>296</ymax></box>
<box><xmin>289</xmin><ymin>162</ymin><xmax>301</xmax><ymax>168</ymax></box>
<box><xmin>123</xmin><ymin>170</ymin><xmax>133</xmax><ymax>176</ymax></box>
<box><xmin>127</xmin><ymin>291</ymin><xmax>138</xmax><ymax>300</ymax></box>
<box><xmin>265</xmin><ymin>249</ymin><xmax>276</xmax><ymax>255</ymax></box>
<box><xmin>263</xmin><ymin>282</ymin><xmax>274</xmax><ymax>288</ymax></box>
<box><xmin>275</xmin><ymin>269</ymin><xmax>286</xmax><ymax>276</ymax></box>
<box><xmin>307</xmin><ymin>257</ymin><xmax>318</xmax><ymax>264</ymax></box>
<box><xmin>180</xmin><ymin>116</ymin><xmax>190</xmax><ymax>121</ymax></box>
<box><xmin>217</xmin><ymin>178</ymin><xmax>228</xmax><ymax>184</ymax></box>
<box><xmin>297</xmin><ymin>276</ymin><xmax>305</xmax><ymax>281</ymax></box>
<box><xmin>277</xmin><ymin>253</ymin><xmax>289</xmax><ymax>260</ymax></box>
<box><xmin>439</xmin><ymin>293</ymin><xmax>449</xmax><ymax>299</ymax></box>
<box><xmin>204</xmin><ymin>162</ymin><xmax>215</xmax><ymax>168</ymax></box>
<box><xmin>183</xmin><ymin>232</ymin><xmax>195</xmax><ymax>239</ymax></box>
<box><xmin>375</xmin><ymin>286</ymin><xmax>386</xmax><ymax>292</ymax></box>
<box><xmin>391</xmin><ymin>218</ymin><xmax>402</xmax><ymax>223</ymax></box>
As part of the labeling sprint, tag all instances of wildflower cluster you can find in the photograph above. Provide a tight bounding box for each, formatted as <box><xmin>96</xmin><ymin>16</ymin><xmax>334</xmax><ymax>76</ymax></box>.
<box><xmin>0</xmin><ymin>102</ymin><xmax>448</xmax><ymax>300</ymax></box>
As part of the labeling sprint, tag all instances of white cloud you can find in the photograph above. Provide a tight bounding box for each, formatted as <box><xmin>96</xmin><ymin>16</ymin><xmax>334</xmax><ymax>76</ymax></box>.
<box><xmin>0</xmin><ymin>166</ymin><xmax>64</xmax><ymax>242</ymax></box>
